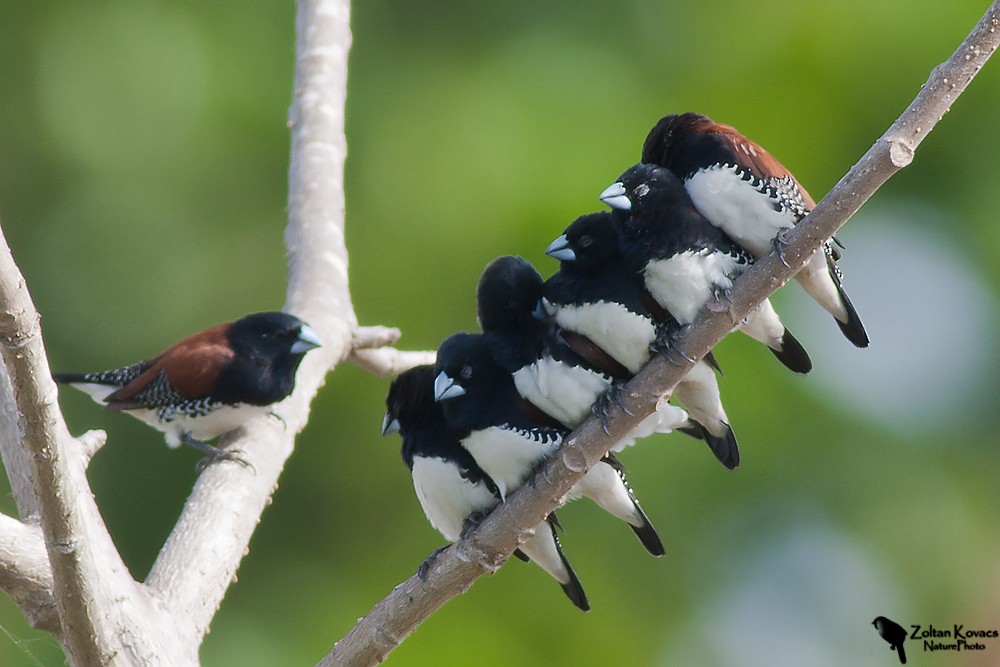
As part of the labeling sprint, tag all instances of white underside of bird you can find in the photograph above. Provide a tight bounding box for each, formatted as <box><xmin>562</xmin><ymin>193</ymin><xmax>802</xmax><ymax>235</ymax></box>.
<box><xmin>642</xmin><ymin>250</ymin><xmax>741</xmax><ymax>325</ymax></box>
<box><xmin>60</xmin><ymin>380</ymin><xmax>264</xmax><ymax>447</ymax></box>
<box><xmin>546</xmin><ymin>299</ymin><xmax>655</xmax><ymax>375</ymax></box>
<box><xmin>411</xmin><ymin>456</ymin><xmax>574</xmax><ymax>585</ymax></box>
<box><xmin>411</xmin><ymin>456</ymin><xmax>497</xmax><ymax>542</ymax></box>
<box><xmin>686</xmin><ymin>165</ymin><xmax>850</xmax><ymax>323</ymax></box>
<box><xmin>513</xmin><ymin>358</ymin><xmax>611</xmax><ymax>427</ymax></box>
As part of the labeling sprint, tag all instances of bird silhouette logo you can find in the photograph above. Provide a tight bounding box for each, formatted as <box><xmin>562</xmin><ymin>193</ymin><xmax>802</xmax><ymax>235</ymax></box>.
<box><xmin>872</xmin><ymin>616</ymin><xmax>908</xmax><ymax>664</ymax></box>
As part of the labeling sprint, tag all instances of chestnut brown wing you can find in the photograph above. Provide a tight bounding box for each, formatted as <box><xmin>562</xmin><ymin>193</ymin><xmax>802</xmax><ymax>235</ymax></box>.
<box><xmin>104</xmin><ymin>323</ymin><xmax>236</xmax><ymax>409</ymax></box>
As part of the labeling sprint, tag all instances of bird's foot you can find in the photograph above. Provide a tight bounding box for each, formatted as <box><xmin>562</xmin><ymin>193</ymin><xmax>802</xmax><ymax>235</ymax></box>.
<box><xmin>417</xmin><ymin>545</ymin><xmax>448</xmax><ymax>581</ymax></box>
<box><xmin>707</xmin><ymin>286</ymin><xmax>733</xmax><ymax>313</ymax></box>
<box><xmin>194</xmin><ymin>449</ymin><xmax>254</xmax><ymax>474</ymax></box>
<box><xmin>183</xmin><ymin>433</ymin><xmax>254</xmax><ymax>473</ymax></box>
<box><xmin>459</xmin><ymin>511</ymin><xmax>490</xmax><ymax>539</ymax></box>
<box><xmin>591</xmin><ymin>382</ymin><xmax>634</xmax><ymax>434</ymax></box>
<box><xmin>772</xmin><ymin>229</ymin><xmax>792</xmax><ymax>267</ymax></box>
<box><xmin>651</xmin><ymin>325</ymin><xmax>694</xmax><ymax>365</ymax></box>
<box><xmin>527</xmin><ymin>458</ymin><xmax>557</xmax><ymax>490</ymax></box>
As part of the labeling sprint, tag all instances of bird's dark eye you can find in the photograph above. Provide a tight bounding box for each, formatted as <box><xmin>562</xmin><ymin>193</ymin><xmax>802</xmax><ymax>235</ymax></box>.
<box><xmin>579</xmin><ymin>235</ymin><xmax>593</xmax><ymax>248</ymax></box>
<box><xmin>634</xmin><ymin>183</ymin><xmax>650</xmax><ymax>198</ymax></box>
<box><xmin>459</xmin><ymin>364</ymin><xmax>473</xmax><ymax>381</ymax></box>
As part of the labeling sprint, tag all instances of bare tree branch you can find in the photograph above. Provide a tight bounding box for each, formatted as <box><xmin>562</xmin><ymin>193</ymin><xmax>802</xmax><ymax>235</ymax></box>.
<box><xmin>145</xmin><ymin>0</ymin><xmax>355</xmax><ymax>647</ymax></box>
<box><xmin>0</xmin><ymin>365</ymin><xmax>40</xmax><ymax>521</ymax></box>
<box><xmin>0</xmin><ymin>0</ymin><xmax>428</xmax><ymax>662</ymax></box>
<box><xmin>0</xmin><ymin>515</ymin><xmax>57</xmax><ymax>633</ymax></box>
<box><xmin>346</xmin><ymin>326</ymin><xmax>436</xmax><ymax>377</ymax></box>
<box><xmin>284</xmin><ymin>0</ymin><xmax>354</xmax><ymax>345</ymax></box>
<box><xmin>0</xmin><ymin>226</ymin><xmax>170</xmax><ymax>665</ymax></box>
<box><xmin>348</xmin><ymin>347</ymin><xmax>437</xmax><ymax>378</ymax></box>
<box><xmin>318</xmin><ymin>2</ymin><xmax>1000</xmax><ymax>664</ymax></box>
<box><xmin>351</xmin><ymin>325</ymin><xmax>401</xmax><ymax>349</ymax></box>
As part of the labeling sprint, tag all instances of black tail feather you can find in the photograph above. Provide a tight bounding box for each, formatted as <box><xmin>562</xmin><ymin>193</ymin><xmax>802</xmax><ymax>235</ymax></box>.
<box><xmin>824</xmin><ymin>246</ymin><xmax>869</xmax><ymax>348</ymax></box>
<box><xmin>770</xmin><ymin>329</ymin><xmax>813</xmax><ymax>374</ymax></box>
<box><xmin>603</xmin><ymin>454</ymin><xmax>665</xmax><ymax>556</ymax></box>
<box><xmin>549</xmin><ymin>525</ymin><xmax>590</xmax><ymax>611</ymax></box>
<box><xmin>700</xmin><ymin>422</ymin><xmax>740</xmax><ymax>470</ymax></box>
<box><xmin>677</xmin><ymin>423</ymin><xmax>706</xmax><ymax>440</ymax></box>
<box><xmin>52</xmin><ymin>372</ymin><xmax>90</xmax><ymax>384</ymax></box>
<box><xmin>833</xmin><ymin>285</ymin><xmax>869</xmax><ymax>348</ymax></box>
<box><xmin>629</xmin><ymin>509</ymin><xmax>666</xmax><ymax>557</ymax></box>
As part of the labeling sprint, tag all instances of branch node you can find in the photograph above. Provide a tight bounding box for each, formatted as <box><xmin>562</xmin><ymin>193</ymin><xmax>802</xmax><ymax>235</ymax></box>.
<box><xmin>454</xmin><ymin>540</ymin><xmax>502</xmax><ymax>574</ymax></box>
<box><xmin>888</xmin><ymin>137</ymin><xmax>916</xmax><ymax>167</ymax></box>
<box><xmin>53</xmin><ymin>538</ymin><xmax>78</xmax><ymax>556</ymax></box>
<box><xmin>77</xmin><ymin>430</ymin><xmax>108</xmax><ymax>464</ymax></box>
<box><xmin>560</xmin><ymin>445</ymin><xmax>588</xmax><ymax>473</ymax></box>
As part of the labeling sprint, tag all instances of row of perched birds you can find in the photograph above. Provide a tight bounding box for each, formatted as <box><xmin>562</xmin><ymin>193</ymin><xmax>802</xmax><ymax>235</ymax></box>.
<box><xmin>53</xmin><ymin>112</ymin><xmax>867</xmax><ymax>613</ymax></box>
<box><xmin>381</xmin><ymin>112</ymin><xmax>869</xmax><ymax>611</ymax></box>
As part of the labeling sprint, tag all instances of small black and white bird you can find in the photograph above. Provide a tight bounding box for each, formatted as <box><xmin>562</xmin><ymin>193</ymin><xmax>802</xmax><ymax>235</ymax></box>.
<box><xmin>383</xmin><ymin>365</ymin><xmax>589</xmax><ymax>610</ymax></box>
<box><xmin>600</xmin><ymin>163</ymin><xmax>812</xmax><ymax>375</ymax></box>
<box><xmin>641</xmin><ymin>112</ymin><xmax>868</xmax><ymax>348</ymax></box>
<box><xmin>872</xmin><ymin>616</ymin><xmax>908</xmax><ymax>664</ymax></box>
<box><xmin>544</xmin><ymin>211</ymin><xmax>740</xmax><ymax>469</ymax></box>
<box><xmin>54</xmin><ymin>311</ymin><xmax>322</xmax><ymax>464</ymax></box>
<box><xmin>476</xmin><ymin>255</ymin><xmax>688</xmax><ymax>449</ymax></box>
<box><xmin>434</xmin><ymin>332</ymin><xmax>665</xmax><ymax>556</ymax></box>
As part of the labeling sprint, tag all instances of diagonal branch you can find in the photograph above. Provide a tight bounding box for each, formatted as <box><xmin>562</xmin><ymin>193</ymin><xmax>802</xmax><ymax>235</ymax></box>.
<box><xmin>317</xmin><ymin>2</ymin><xmax>1000</xmax><ymax>664</ymax></box>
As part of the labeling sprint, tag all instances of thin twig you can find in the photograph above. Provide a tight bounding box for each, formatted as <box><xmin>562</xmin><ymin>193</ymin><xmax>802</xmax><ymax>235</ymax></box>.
<box><xmin>348</xmin><ymin>347</ymin><xmax>437</xmax><ymax>377</ymax></box>
<box><xmin>348</xmin><ymin>325</ymin><xmax>435</xmax><ymax>377</ymax></box>
<box><xmin>351</xmin><ymin>326</ymin><xmax>401</xmax><ymax>350</ymax></box>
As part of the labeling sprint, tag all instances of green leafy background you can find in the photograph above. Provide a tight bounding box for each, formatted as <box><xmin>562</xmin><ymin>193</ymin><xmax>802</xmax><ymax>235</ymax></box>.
<box><xmin>1</xmin><ymin>1</ymin><xmax>998</xmax><ymax>665</ymax></box>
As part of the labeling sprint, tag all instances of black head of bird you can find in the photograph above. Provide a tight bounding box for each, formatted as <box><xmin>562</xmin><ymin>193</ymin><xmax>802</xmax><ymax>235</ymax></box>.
<box><xmin>600</xmin><ymin>163</ymin><xmax>691</xmax><ymax>220</ymax></box>
<box><xmin>476</xmin><ymin>255</ymin><xmax>545</xmax><ymax>333</ymax></box>
<box><xmin>545</xmin><ymin>211</ymin><xmax>621</xmax><ymax>272</ymax></box>
<box><xmin>382</xmin><ymin>364</ymin><xmax>437</xmax><ymax>438</ymax></box>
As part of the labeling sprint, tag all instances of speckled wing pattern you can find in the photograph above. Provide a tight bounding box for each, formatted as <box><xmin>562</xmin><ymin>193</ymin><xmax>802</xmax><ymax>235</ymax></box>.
<box><xmin>105</xmin><ymin>369</ymin><xmax>224</xmax><ymax>422</ymax></box>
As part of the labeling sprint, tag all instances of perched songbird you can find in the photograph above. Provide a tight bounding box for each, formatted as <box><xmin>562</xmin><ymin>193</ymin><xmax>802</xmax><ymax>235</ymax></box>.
<box><xmin>382</xmin><ymin>365</ymin><xmax>589</xmax><ymax>610</ymax></box>
<box><xmin>434</xmin><ymin>332</ymin><xmax>665</xmax><ymax>556</ymax></box>
<box><xmin>641</xmin><ymin>112</ymin><xmax>868</xmax><ymax>347</ymax></box>
<box><xmin>872</xmin><ymin>616</ymin><xmax>908</xmax><ymax>664</ymax></box>
<box><xmin>54</xmin><ymin>311</ymin><xmax>322</xmax><ymax>464</ymax></box>
<box><xmin>476</xmin><ymin>255</ymin><xmax>689</xmax><ymax>447</ymax></box>
<box><xmin>544</xmin><ymin>211</ymin><xmax>740</xmax><ymax>469</ymax></box>
<box><xmin>600</xmin><ymin>163</ymin><xmax>812</xmax><ymax>374</ymax></box>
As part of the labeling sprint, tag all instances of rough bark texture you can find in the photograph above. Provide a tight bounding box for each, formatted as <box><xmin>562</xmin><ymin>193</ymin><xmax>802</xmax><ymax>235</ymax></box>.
<box><xmin>317</xmin><ymin>3</ymin><xmax>1000</xmax><ymax>665</ymax></box>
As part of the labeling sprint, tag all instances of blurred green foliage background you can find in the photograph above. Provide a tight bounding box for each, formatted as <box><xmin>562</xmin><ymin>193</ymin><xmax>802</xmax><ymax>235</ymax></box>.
<box><xmin>1</xmin><ymin>1</ymin><xmax>999</xmax><ymax>665</ymax></box>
